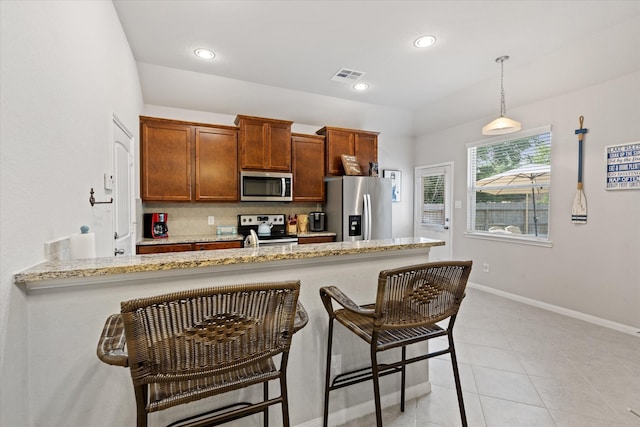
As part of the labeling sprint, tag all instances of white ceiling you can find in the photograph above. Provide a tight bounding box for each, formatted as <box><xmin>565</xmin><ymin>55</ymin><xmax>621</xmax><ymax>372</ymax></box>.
<box><xmin>113</xmin><ymin>0</ymin><xmax>640</xmax><ymax>133</ymax></box>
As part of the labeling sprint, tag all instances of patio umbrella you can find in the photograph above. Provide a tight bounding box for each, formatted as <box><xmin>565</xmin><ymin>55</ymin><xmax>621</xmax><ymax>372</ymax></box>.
<box><xmin>475</xmin><ymin>164</ymin><xmax>550</xmax><ymax>235</ymax></box>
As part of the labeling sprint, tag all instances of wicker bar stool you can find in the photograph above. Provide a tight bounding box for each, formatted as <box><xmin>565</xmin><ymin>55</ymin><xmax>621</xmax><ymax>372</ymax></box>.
<box><xmin>97</xmin><ymin>281</ymin><xmax>308</xmax><ymax>427</ymax></box>
<box><xmin>320</xmin><ymin>261</ymin><xmax>472</xmax><ymax>427</ymax></box>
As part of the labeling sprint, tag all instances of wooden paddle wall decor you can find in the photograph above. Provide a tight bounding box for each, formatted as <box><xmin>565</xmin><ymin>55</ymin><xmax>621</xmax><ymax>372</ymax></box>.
<box><xmin>572</xmin><ymin>116</ymin><xmax>588</xmax><ymax>223</ymax></box>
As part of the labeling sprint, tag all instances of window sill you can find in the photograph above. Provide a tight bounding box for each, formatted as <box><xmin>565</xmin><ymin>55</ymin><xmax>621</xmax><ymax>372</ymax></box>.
<box><xmin>464</xmin><ymin>232</ymin><xmax>553</xmax><ymax>247</ymax></box>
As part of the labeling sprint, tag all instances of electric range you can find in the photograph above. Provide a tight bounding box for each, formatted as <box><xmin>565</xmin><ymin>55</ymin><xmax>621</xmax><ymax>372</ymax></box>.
<box><xmin>237</xmin><ymin>214</ymin><xmax>298</xmax><ymax>246</ymax></box>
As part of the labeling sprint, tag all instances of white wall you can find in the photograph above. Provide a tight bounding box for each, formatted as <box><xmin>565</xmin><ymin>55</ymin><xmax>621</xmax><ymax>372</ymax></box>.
<box><xmin>0</xmin><ymin>1</ymin><xmax>142</xmax><ymax>425</ymax></box>
<box><xmin>414</xmin><ymin>71</ymin><xmax>640</xmax><ymax>329</ymax></box>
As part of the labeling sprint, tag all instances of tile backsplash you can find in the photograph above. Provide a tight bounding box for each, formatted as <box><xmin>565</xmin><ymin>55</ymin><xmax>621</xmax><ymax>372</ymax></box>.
<box><xmin>143</xmin><ymin>202</ymin><xmax>321</xmax><ymax>236</ymax></box>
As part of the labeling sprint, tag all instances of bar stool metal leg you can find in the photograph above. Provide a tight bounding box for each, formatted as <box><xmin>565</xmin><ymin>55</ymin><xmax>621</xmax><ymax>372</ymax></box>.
<box><xmin>323</xmin><ymin>318</ymin><xmax>335</xmax><ymax>427</ymax></box>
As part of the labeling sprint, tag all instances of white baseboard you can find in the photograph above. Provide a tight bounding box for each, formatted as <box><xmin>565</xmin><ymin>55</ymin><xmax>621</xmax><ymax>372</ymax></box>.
<box><xmin>295</xmin><ymin>382</ymin><xmax>431</xmax><ymax>427</ymax></box>
<box><xmin>467</xmin><ymin>282</ymin><xmax>640</xmax><ymax>337</ymax></box>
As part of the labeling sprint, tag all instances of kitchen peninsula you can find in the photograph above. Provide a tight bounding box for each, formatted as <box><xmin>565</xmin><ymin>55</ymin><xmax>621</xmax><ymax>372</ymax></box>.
<box><xmin>15</xmin><ymin>237</ymin><xmax>444</xmax><ymax>427</ymax></box>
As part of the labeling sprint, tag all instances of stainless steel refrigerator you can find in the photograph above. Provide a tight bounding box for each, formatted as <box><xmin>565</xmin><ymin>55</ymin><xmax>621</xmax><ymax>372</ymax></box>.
<box><xmin>325</xmin><ymin>176</ymin><xmax>392</xmax><ymax>241</ymax></box>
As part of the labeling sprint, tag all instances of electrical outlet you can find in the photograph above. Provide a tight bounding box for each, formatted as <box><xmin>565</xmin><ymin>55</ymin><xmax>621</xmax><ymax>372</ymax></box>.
<box><xmin>208</xmin><ymin>216</ymin><xmax>215</xmax><ymax>225</ymax></box>
<box><xmin>331</xmin><ymin>354</ymin><xmax>341</xmax><ymax>376</ymax></box>
<box><xmin>483</xmin><ymin>263</ymin><xmax>490</xmax><ymax>273</ymax></box>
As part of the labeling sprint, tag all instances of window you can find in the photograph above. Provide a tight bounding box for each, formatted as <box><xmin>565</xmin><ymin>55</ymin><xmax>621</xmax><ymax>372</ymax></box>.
<box><xmin>421</xmin><ymin>174</ymin><xmax>445</xmax><ymax>226</ymax></box>
<box><xmin>467</xmin><ymin>126</ymin><xmax>551</xmax><ymax>243</ymax></box>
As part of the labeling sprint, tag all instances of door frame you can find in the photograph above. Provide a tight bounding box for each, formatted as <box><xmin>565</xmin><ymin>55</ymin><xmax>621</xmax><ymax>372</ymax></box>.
<box><xmin>112</xmin><ymin>114</ymin><xmax>135</xmax><ymax>255</ymax></box>
<box><xmin>414</xmin><ymin>161</ymin><xmax>453</xmax><ymax>260</ymax></box>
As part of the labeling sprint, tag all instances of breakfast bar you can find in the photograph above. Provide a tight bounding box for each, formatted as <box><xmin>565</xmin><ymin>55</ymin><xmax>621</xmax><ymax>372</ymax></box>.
<box><xmin>15</xmin><ymin>237</ymin><xmax>443</xmax><ymax>427</ymax></box>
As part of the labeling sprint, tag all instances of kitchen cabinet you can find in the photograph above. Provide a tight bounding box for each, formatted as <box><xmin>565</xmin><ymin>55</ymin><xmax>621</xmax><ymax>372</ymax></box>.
<box><xmin>194</xmin><ymin>126</ymin><xmax>238</xmax><ymax>201</ymax></box>
<box><xmin>141</xmin><ymin>119</ymin><xmax>192</xmax><ymax>201</ymax></box>
<box><xmin>291</xmin><ymin>133</ymin><xmax>326</xmax><ymax>202</ymax></box>
<box><xmin>136</xmin><ymin>243</ymin><xmax>194</xmax><ymax>254</ymax></box>
<box><xmin>298</xmin><ymin>235</ymin><xmax>336</xmax><ymax>244</ymax></box>
<box><xmin>316</xmin><ymin>126</ymin><xmax>379</xmax><ymax>176</ymax></box>
<box><xmin>140</xmin><ymin>117</ymin><xmax>239</xmax><ymax>202</ymax></box>
<box><xmin>136</xmin><ymin>240</ymin><xmax>242</xmax><ymax>254</ymax></box>
<box><xmin>193</xmin><ymin>241</ymin><xmax>242</xmax><ymax>251</ymax></box>
<box><xmin>235</xmin><ymin>115</ymin><xmax>293</xmax><ymax>171</ymax></box>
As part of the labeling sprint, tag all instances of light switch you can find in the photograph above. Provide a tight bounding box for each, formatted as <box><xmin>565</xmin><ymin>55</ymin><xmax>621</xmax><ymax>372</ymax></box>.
<box><xmin>208</xmin><ymin>216</ymin><xmax>215</xmax><ymax>225</ymax></box>
<box><xmin>104</xmin><ymin>173</ymin><xmax>114</xmax><ymax>190</ymax></box>
<box><xmin>454</xmin><ymin>200</ymin><xmax>462</xmax><ymax>209</ymax></box>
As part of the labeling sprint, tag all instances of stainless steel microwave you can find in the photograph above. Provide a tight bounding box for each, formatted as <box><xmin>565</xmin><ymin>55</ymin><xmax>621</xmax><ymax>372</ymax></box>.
<box><xmin>240</xmin><ymin>171</ymin><xmax>293</xmax><ymax>202</ymax></box>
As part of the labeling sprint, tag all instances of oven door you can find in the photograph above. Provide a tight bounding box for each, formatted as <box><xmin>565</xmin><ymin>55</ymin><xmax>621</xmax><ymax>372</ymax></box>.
<box><xmin>241</xmin><ymin>171</ymin><xmax>292</xmax><ymax>201</ymax></box>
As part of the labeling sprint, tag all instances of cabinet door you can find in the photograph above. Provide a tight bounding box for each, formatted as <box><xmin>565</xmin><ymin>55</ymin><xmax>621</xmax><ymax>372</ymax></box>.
<box><xmin>355</xmin><ymin>132</ymin><xmax>378</xmax><ymax>177</ymax></box>
<box><xmin>193</xmin><ymin>241</ymin><xmax>242</xmax><ymax>251</ymax></box>
<box><xmin>325</xmin><ymin>129</ymin><xmax>354</xmax><ymax>175</ymax></box>
<box><xmin>238</xmin><ymin>118</ymin><xmax>266</xmax><ymax>170</ymax></box>
<box><xmin>141</xmin><ymin>120</ymin><xmax>192</xmax><ymax>201</ymax></box>
<box><xmin>298</xmin><ymin>235</ymin><xmax>336</xmax><ymax>244</ymax></box>
<box><xmin>195</xmin><ymin>126</ymin><xmax>238</xmax><ymax>201</ymax></box>
<box><xmin>236</xmin><ymin>115</ymin><xmax>293</xmax><ymax>171</ymax></box>
<box><xmin>268</xmin><ymin>122</ymin><xmax>292</xmax><ymax>171</ymax></box>
<box><xmin>136</xmin><ymin>243</ymin><xmax>193</xmax><ymax>254</ymax></box>
<box><xmin>292</xmin><ymin>134</ymin><xmax>325</xmax><ymax>202</ymax></box>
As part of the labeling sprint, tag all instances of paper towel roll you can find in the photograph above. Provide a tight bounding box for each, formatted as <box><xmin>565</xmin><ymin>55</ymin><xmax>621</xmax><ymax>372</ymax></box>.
<box><xmin>70</xmin><ymin>232</ymin><xmax>96</xmax><ymax>260</ymax></box>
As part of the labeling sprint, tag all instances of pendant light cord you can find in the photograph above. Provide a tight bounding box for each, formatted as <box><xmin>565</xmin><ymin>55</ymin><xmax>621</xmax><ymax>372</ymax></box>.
<box><xmin>498</xmin><ymin>56</ymin><xmax>508</xmax><ymax>117</ymax></box>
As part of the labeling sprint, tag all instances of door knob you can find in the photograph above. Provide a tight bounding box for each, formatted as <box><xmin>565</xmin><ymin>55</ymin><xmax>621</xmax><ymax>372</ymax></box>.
<box><xmin>114</xmin><ymin>248</ymin><xmax>125</xmax><ymax>255</ymax></box>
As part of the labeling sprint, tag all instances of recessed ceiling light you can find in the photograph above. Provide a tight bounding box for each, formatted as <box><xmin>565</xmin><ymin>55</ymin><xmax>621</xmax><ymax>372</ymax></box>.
<box><xmin>353</xmin><ymin>82</ymin><xmax>369</xmax><ymax>91</ymax></box>
<box><xmin>414</xmin><ymin>35</ymin><xmax>436</xmax><ymax>48</ymax></box>
<box><xmin>194</xmin><ymin>48</ymin><xmax>215</xmax><ymax>59</ymax></box>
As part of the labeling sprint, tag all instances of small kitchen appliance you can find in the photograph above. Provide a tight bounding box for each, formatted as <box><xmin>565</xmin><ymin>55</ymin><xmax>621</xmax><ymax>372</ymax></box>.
<box><xmin>240</xmin><ymin>171</ymin><xmax>293</xmax><ymax>202</ymax></box>
<box><xmin>143</xmin><ymin>213</ymin><xmax>169</xmax><ymax>239</ymax></box>
<box><xmin>309</xmin><ymin>212</ymin><xmax>325</xmax><ymax>232</ymax></box>
<box><xmin>237</xmin><ymin>214</ymin><xmax>298</xmax><ymax>246</ymax></box>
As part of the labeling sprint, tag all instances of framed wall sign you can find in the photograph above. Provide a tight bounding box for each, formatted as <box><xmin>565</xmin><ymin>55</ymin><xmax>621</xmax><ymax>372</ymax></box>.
<box><xmin>383</xmin><ymin>169</ymin><xmax>401</xmax><ymax>202</ymax></box>
<box><xmin>606</xmin><ymin>142</ymin><xmax>640</xmax><ymax>190</ymax></box>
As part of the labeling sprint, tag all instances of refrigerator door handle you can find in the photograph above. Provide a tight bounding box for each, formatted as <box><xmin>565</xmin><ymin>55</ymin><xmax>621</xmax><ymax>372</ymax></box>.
<box><xmin>368</xmin><ymin>194</ymin><xmax>372</xmax><ymax>240</ymax></box>
<box><xmin>364</xmin><ymin>194</ymin><xmax>372</xmax><ymax>240</ymax></box>
<box><xmin>362</xmin><ymin>194</ymin><xmax>368</xmax><ymax>240</ymax></box>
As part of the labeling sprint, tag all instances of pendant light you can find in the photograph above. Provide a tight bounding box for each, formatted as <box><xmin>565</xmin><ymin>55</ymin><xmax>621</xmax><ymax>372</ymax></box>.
<box><xmin>482</xmin><ymin>55</ymin><xmax>521</xmax><ymax>135</ymax></box>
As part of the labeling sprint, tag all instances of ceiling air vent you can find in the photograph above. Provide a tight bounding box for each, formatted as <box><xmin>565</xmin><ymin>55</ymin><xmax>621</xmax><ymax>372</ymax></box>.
<box><xmin>330</xmin><ymin>68</ymin><xmax>366</xmax><ymax>83</ymax></box>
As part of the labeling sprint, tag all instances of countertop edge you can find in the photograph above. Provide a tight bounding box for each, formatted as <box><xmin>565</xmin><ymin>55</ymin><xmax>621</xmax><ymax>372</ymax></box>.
<box><xmin>15</xmin><ymin>238</ymin><xmax>444</xmax><ymax>287</ymax></box>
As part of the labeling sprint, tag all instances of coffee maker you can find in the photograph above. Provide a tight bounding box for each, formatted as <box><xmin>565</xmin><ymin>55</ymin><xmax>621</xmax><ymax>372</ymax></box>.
<box><xmin>309</xmin><ymin>211</ymin><xmax>325</xmax><ymax>232</ymax></box>
<box><xmin>143</xmin><ymin>213</ymin><xmax>169</xmax><ymax>238</ymax></box>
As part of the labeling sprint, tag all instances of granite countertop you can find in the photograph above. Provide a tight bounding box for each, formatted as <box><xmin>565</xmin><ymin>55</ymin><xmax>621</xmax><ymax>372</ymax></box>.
<box><xmin>137</xmin><ymin>232</ymin><xmax>336</xmax><ymax>246</ymax></box>
<box><xmin>15</xmin><ymin>237</ymin><xmax>443</xmax><ymax>285</ymax></box>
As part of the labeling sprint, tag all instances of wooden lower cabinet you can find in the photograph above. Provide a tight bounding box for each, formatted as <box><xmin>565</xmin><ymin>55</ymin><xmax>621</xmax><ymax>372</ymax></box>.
<box><xmin>137</xmin><ymin>243</ymin><xmax>194</xmax><ymax>254</ymax></box>
<box><xmin>298</xmin><ymin>235</ymin><xmax>336</xmax><ymax>244</ymax></box>
<box><xmin>137</xmin><ymin>241</ymin><xmax>242</xmax><ymax>254</ymax></box>
<box><xmin>193</xmin><ymin>241</ymin><xmax>242</xmax><ymax>251</ymax></box>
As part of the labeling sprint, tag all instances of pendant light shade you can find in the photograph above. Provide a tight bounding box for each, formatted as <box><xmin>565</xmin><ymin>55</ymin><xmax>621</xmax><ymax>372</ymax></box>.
<box><xmin>483</xmin><ymin>55</ymin><xmax>521</xmax><ymax>136</ymax></box>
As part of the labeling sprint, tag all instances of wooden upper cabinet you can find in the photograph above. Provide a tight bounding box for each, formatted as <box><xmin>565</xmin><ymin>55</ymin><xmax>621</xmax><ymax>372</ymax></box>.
<box><xmin>354</xmin><ymin>132</ymin><xmax>378</xmax><ymax>176</ymax></box>
<box><xmin>140</xmin><ymin>117</ymin><xmax>239</xmax><ymax>202</ymax></box>
<box><xmin>292</xmin><ymin>133</ymin><xmax>326</xmax><ymax>202</ymax></box>
<box><xmin>141</xmin><ymin>118</ymin><xmax>192</xmax><ymax>201</ymax></box>
<box><xmin>235</xmin><ymin>115</ymin><xmax>293</xmax><ymax>171</ymax></box>
<box><xmin>194</xmin><ymin>126</ymin><xmax>238</xmax><ymax>202</ymax></box>
<box><xmin>316</xmin><ymin>126</ymin><xmax>379</xmax><ymax>176</ymax></box>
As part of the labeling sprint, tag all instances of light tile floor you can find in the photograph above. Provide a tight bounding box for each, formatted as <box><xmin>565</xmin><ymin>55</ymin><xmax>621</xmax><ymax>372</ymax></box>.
<box><xmin>337</xmin><ymin>287</ymin><xmax>640</xmax><ymax>427</ymax></box>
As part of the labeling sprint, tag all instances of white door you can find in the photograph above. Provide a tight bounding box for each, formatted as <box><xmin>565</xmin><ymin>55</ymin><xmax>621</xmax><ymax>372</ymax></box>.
<box><xmin>414</xmin><ymin>162</ymin><xmax>453</xmax><ymax>260</ymax></box>
<box><xmin>112</xmin><ymin>116</ymin><xmax>134</xmax><ymax>256</ymax></box>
